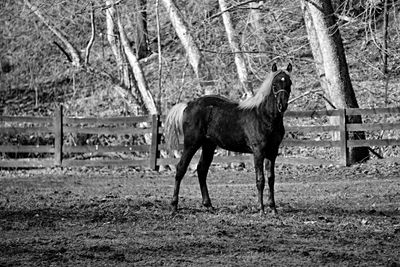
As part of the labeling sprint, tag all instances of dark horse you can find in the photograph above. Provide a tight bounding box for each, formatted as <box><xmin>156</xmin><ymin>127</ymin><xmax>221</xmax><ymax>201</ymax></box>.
<box><xmin>164</xmin><ymin>63</ymin><xmax>292</xmax><ymax>214</ymax></box>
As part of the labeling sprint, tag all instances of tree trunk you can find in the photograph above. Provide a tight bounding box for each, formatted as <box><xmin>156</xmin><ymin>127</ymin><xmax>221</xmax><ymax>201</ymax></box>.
<box><xmin>117</xmin><ymin>16</ymin><xmax>158</xmax><ymax>114</ymax></box>
<box><xmin>302</xmin><ymin>1</ymin><xmax>338</xmax><ymax>139</ymax></box>
<box><xmin>382</xmin><ymin>0</ymin><xmax>389</xmax><ymax>74</ymax></box>
<box><xmin>160</xmin><ymin>0</ymin><xmax>212</xmax><ymax>91</ymax></box>
<box><xmin>105</xmin><ymin>0</ymin><xmax>131</xmax><ymax>89</ymax></box>
<box><xmin>302</xmin><ymin>0</ymin><xmax>369</xmax><ymax>164</ymax></box>
<box><xmin>134</xmin><ymin>0</ymin><xmax>150</xmax><ymax>60</ymax></box>
<box><xmin>301</xmin><ymin>2</ymin><xmax>328</xmax><ymax>96</ymax></box>
<box><xmin>155</xmin><ymin>0</ymin><xmax>163</xmax><ymax>111</ymax></box>
<box><xmin>219</xmin><ymin>0</ymin><xmax>253</xmax><ymax>98</ymax></box>
<box><xmin>249</xmin><ymin>1</ymin><xmax>264</xmax><ymax>34</ymax></box>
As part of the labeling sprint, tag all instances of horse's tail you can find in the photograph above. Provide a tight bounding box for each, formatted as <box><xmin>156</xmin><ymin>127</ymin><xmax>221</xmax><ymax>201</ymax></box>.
<box><xmin>164</xmin><ymin>102</ymin><xmax>187</xmax><ymax>151</ymax></box>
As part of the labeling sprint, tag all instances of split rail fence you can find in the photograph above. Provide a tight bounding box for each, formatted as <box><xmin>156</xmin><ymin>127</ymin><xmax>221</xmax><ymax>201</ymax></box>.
<box><xmin>1</xmin><ymin>106</ymin><xmax>399</xmax><ymax>169</ymax></box>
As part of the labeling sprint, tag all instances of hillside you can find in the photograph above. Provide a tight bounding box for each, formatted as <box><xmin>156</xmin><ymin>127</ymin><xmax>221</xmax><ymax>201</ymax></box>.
<box><xmin>1</xmin><ymin>0</ymin><xmax>400</xmax><ymax>117</ymax></box>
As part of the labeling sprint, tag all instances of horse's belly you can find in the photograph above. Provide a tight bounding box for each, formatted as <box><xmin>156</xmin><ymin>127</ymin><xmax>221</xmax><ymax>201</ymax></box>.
<box><xmin>207</xmin><ymin>133</ymin><xmax>252</xmax><ymax>153</ymax></box>
<box><xmin>220</xmin><ymin>144</ymin><xmax>252</xmax><ymax>154</ymax></box>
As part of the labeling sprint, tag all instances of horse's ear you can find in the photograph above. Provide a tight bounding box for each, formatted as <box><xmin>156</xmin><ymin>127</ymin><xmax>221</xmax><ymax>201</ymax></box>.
<box><xmin>272</xmin><ymin>63</ymin><xmax>277</xmax><ymax>72</ymax></box>
<box><xmin>286</xmin><ymin>63</ymin><xmax>292</xmax><ymax>73</ymax></box>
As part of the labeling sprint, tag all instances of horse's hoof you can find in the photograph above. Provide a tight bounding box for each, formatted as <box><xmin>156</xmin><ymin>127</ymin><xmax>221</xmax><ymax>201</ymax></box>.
<box><xmin>206</xmin><ymin>205</ymin><xmax>216</xmax><ymax>213</ymax></box>
<box><xmin>170</xmin><ymin>210</ymin><xmax>178</xmax><ymax>217</ymax></box>
<box><xmin>259</xmin><ymin>208</ymin><xmax>277</xmax><ymax>216</ymax></box>
<box><xmin>270</xmin><ymin>208</ymin><xmax>278</xmax><ymax>216</ymax></box>
<box><xmin>170</xmin><ymin>206</ymin><xmax>181</xmax><ymax>218</ymax></box>
<box><xmin>170</xmin><ymin>204</ymin><xmax>178</xmax><ymax>214</ymax></box>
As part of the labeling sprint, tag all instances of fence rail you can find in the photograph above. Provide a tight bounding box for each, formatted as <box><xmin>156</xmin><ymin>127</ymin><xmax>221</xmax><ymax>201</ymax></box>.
<box><xmin>1</xmin><ymin>106</ymin><xmax>400</xmax><ymax>169</ymax></box>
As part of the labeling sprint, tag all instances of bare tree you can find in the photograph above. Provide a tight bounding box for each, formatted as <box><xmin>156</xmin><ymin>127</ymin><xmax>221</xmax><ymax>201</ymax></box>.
<box><xmin>23</xmin><ymin>0</ymin><xmax>82</xmax><ymax>67</ymax></box>
<box><xmin>301</xmin><ymin>0</ymin><xmax>369</xmax><ymax>164</ymax></box>
<box><xmin>117</xmin><ymin>14</ymin><xmax>158</xmax><ymax>114</ymax></box>
<box><xmin>105</xmin><ymin>0</ymin><xmax>130</xmax><ymax>89</ymax></box>
<box><xmin>301</xmin><ymin>2</ymin><xmax>328</xmax><ymax>96</ymax></box>
<box><xmin>160</xmin><ymin>0</ymin><xmax>213</xmax><ymax>91</ymax></box>
<box><xmin>382</xmin><ymin>0</ymin><xmax>389</xmax><ymax>74</ymax></box>
<box><xmin>249</xmin><ymin>1</ymin><xmax>264</xmax><ymax>33</ymax></box>
<box><xmin>133</xmin><ymin>0</ymin><xmax>150</xmax><ymax>60</ymax></box>
<box><xmin>219</xmin><ymin>0</ymin><xmax>253</xmax><ymax>97</ymax></box>
<box><xmin>24</xmin><ymin>0</ymin><xmax>157</xmax><ymax>114</ymax></box>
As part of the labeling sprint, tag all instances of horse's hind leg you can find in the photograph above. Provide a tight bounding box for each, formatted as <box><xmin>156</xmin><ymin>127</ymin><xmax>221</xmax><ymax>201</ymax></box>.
<box><xmin>197</xmin><ymin>142</ymin><xmax>216</xmax><ymax>209</ymax></box>
<box><xmin>171</xmin><ymin>145</ymin><xmax>199</xmax><ymax>212</ymax></box>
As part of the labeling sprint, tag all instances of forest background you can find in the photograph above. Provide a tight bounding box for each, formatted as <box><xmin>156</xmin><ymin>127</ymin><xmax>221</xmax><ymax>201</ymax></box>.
<box><xmin>0</xmin><ymin>0</ymin><xmax>399</xmax><ymax>119</ymax></box>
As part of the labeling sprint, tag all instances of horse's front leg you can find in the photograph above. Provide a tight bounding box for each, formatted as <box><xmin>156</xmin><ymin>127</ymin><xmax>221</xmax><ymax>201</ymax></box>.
<box><xmin>253</xmin><ymin>152</ymin><xmax>265</xmax><ymax>214</ymax></box>
<box><xmin>265</xmin><ymin>158</ymin><xmax>277</xmax><ymax>214</ymax></box>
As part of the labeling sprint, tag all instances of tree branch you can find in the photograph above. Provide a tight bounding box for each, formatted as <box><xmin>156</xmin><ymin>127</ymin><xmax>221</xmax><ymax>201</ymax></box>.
<box><xmin>209</xmin><ymin>0</ymin><xmax>259</xmax><ymax>20</ymax></box>
<box><xmin>53</xmin><ymin>41</ymin><xmax>72</xmax><ymax>63</ymax></box>
<box><xmin>24</xmin><ymin>0</ymin><xmax>82</xmax><ymax>67</ymax></box>
<box><xmin>85</xmin><ymin>2</ymin><xmax>96</xmax><ymax>65</ymax></box>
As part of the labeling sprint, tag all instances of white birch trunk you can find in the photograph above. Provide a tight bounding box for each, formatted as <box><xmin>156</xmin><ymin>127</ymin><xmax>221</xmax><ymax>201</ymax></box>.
<box><xmin>219</xmin><ymin>0</ymin><xmax>253</xmax><ymax>97</ymax></box>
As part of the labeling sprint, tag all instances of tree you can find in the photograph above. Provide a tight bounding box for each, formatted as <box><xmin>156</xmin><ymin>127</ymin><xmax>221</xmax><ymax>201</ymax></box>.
<box><xmin>133</xmin><ymin>0</ymin><xmax>150</xmax><ymax>60</ymax></box>
<box><xmin>219</xmin><ymin>0</ymin><xmax>253</xmax><ymax>97</ymax></box>
<box><xmin>249</xmin><ymin>1</ymin><xmax>264</xmax><ymax>33</ymax></box>
<box><xmin>23</xmin><ymin>0</ymin><xmax>82</xmax><ymax>67</ymax></box>
<box><xmin>24</xmin><ymin>0</ymin><xmax>157</xmax><ymax>114</ymax></box>
<box><xmin>117</xmin><ymin>12</ymin><xmax>157</xmax><ymax>114</ymax></box>
<box><xmin>105</xmin><ymin>0</ymin><xmax>131</xmax><ymax>89</ymax></box>
<box><xmin>301</xmin><ymin>2</ymin><xmax>328</xmax><ymax>95</ymax></box>
<box><xmin>301</xmin><ymin>0</ymin><xmax>369</xmax><ymax>164</ymax></box>
<box><xmin>160</xmin><ymin>0</ymin><xmax>213</xmax><ymax>92</ymax></box>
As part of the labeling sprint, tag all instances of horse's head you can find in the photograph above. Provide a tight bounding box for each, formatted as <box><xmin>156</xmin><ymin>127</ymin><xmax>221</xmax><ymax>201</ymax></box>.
<box><xmin>271</xmin><ymin>63</ymin><xmax>292</xmax><ymax>113</ymax></box>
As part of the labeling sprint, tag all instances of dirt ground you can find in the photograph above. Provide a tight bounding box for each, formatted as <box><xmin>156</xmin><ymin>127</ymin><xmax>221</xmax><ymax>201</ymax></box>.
<box><xmin>0</xmin><ymin>161</ymin><xmax>399</xmax><ymax>266</ymax></box>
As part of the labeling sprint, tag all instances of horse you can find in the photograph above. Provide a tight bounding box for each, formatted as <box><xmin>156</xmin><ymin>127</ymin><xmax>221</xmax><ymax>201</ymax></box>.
<box><xmin>164</xmin><ymin>63</ymin><xmax>293</xmax><ymax>214</ymax></box>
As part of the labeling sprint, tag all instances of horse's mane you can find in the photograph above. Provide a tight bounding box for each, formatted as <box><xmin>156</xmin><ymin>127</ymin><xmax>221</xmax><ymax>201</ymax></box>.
<box><xmin>238</xmin><ymin>70</ymin><xmax>286</xmax><ymax>110</ymax></box>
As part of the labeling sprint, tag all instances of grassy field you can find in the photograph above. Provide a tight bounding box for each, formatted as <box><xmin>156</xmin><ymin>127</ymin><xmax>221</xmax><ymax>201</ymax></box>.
<box><xmin>0</xmin><ymin>162</ymin><xmax>399</xmax><ymax>266</ymax></box>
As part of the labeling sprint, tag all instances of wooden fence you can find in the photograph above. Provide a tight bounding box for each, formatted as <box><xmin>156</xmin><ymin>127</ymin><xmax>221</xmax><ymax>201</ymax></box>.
<box><xmin>1</xmin><ymin>106</ymin><xmax>400</xmax><ymax>169</ymax></box>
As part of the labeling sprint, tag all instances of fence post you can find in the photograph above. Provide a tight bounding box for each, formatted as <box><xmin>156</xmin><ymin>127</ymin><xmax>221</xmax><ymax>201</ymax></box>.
<box><xmin>339</xmin><ymin>108</ymin><xmax>349</xmax><ymax>166</ymax></box>
<box><xmin>54</xmin><ymin>105</ymin><xmax>63</xmax><ymax>167</ymax></box>
<box><xmin>150</xmin><ymin>114</ymin><xmax>160</xmax><ymax>171</ymax></box>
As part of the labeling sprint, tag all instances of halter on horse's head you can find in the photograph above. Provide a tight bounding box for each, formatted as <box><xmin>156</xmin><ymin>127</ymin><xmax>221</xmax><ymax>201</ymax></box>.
<box><xmin>271</xmin><ymin>63</ymin><xmax>292</xmax><ymax>113</ymax></box>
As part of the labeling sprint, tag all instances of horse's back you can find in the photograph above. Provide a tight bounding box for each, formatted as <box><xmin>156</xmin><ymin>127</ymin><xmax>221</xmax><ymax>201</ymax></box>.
<box><xmin>184</xmin><ymin>95</ymin><xmax>241</xmax><ymax>124</ymax></box>
<box><xmin>188</xmin><ymin>95</ymin><xmax>238</xmax><ymax>109</ymax></box>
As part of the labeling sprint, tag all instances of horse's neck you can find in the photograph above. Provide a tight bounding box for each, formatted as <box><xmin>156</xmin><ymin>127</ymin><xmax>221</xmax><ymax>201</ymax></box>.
<box><xmin>259</xmin><ymin>95</ymin><xmax>281</xmax><ymax>121</ymax></box>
